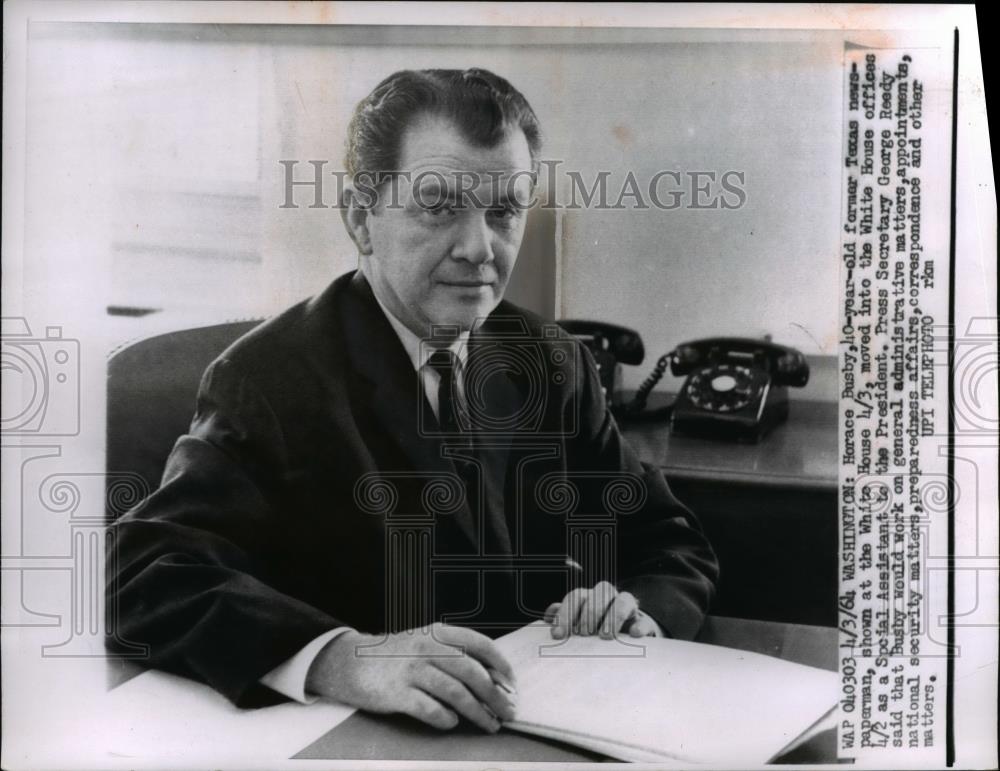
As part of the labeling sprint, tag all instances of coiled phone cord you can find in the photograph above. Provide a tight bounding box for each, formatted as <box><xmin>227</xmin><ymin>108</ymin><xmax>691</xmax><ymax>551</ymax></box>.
<box><xmin>625</xmin><ymin>351</ymin><xmax>675</xmax><ymax>416</ymax></box>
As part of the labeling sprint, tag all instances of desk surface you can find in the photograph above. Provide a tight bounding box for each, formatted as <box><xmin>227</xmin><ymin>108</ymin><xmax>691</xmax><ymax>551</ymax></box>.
<box><xmin>109</xmin><ymin>618</ymin><xmax>837</xmax><ymax>763</ymax></box>
<box><xmin>621</xmin><ymin>395</ymin><xmax>838</xmax><ymax>491</ymax></box>
<box><xmin>292</xmin><ymin>617</ymin><xmax>838</xmax><ymax>763</ymax></box>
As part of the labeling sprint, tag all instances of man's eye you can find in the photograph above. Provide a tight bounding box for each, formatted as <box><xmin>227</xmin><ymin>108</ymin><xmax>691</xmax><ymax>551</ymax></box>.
<box><xmin>488</xmin><ymin>206</ymin><xmax>517</xmax><ymax>221</ymax></box>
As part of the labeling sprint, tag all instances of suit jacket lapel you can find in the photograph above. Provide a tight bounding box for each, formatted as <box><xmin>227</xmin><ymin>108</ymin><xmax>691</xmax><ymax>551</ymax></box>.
<box><xmin>339</xmin><ymin>272</ymin><xmax>479</xmax><ymax>547</ymax></box>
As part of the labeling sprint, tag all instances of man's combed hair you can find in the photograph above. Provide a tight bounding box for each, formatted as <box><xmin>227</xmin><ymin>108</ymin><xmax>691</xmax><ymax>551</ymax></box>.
<box><xmin>345</xmin><ymin>68</ymin><xmax>542</xmax><ymax>186</ymax></box>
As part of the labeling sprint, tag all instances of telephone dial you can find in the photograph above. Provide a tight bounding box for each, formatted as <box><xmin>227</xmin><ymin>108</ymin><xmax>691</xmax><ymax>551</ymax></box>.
<box><xmin>558</xmin><ymin>320</ymin><xmax>810</xmax><ymax>442</ymax></box>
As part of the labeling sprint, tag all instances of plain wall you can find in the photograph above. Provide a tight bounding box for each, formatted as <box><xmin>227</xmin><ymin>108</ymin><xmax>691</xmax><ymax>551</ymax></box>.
<box><xmin>548</xmin><ymin>42</ymin><xmax>842</xmax><ymax>397</ymax></box>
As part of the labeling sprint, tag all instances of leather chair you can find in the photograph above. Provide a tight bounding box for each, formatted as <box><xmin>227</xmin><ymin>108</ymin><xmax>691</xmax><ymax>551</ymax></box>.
<box><xmin>105</xmin><ymin>320</ymin><xmax>262</xmax><ymax>520</ymax></box>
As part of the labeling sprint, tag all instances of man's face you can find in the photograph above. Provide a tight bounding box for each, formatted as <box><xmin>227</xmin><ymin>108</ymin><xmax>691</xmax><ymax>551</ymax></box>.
<box><xmin>358</xmin><ymin>113</ymin><xmax>534</xmax><ymax>337</ymax></box>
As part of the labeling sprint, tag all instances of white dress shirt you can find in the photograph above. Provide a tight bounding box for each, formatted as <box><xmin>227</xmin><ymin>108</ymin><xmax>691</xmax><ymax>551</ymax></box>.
<box><xmin>374</xmin><ymin>296</ymin><xmax>472</xmax><ymax>423</ymax></box>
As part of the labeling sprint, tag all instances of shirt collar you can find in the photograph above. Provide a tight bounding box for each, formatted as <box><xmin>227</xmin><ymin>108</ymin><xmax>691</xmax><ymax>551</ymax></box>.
<box><xmin>372</xmin><ymin>292</ymin><xmax>470</xmax><ymax>372</ymax></box>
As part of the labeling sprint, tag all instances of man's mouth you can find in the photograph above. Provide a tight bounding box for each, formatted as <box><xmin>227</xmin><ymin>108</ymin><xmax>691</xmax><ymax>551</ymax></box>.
<box><xmin>440</xmin><ymin>279</ymin><xmax>494</xmax><ymax>287</ymax></box>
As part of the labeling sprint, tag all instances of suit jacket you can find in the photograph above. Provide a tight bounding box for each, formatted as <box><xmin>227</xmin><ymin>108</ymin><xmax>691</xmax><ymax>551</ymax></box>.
<box><xmin>108</xmin><ymin>270</ymin><xmax>718</xmax><ymax>707</ymax></box>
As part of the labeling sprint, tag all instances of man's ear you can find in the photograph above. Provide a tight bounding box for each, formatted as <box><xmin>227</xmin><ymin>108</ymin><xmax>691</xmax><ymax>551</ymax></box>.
<box><xmin>340</xmin><ymin>186</ymin><xmax>375</xmax><ymax>256</ymax></box>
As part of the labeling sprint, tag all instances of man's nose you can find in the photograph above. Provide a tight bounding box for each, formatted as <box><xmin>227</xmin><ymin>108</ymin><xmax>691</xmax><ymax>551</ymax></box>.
<box><xmin>450</xmin><ymin>213</ymin><xmax>494</xmax><ymax>264</ymax></box>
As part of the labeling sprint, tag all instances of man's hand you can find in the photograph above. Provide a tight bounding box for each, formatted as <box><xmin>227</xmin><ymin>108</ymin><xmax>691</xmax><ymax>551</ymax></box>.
<box><xmin>545</xmin><ymin>580</ymin><xmax>661</xmax><ymax>639</ymax></box>
<box><xmin>304</xmin><ymin>623</ymin><xmax>517</xmax><ymax>733</ymax></box>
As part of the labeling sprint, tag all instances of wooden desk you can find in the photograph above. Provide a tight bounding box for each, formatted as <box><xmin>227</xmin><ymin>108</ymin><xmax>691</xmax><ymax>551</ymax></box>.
<box><xmin>621</xmin><ymin>397</ymin><xmax>839</xmax><ymax>627</ymax></box>
<box><xmin>622</xmin><ymin>395</ymin><xmax>838</xmax><ymax>491</ymax></box>
<box><xmin>291</xmin><ymin>617</ymin><xmax>838</xmax><ymax>763</ymax></box>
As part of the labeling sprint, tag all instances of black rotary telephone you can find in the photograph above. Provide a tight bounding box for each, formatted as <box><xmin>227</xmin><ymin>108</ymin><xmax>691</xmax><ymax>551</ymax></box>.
<box><xmin>559</xmin><ymin>321</ymin><xmax>810</xmax><ymax>442</ymax></box>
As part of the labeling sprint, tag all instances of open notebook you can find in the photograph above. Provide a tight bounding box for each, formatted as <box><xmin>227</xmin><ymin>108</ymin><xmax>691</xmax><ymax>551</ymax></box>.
<box><xmin>493</xmin><ymin>622</ymin><xmax>839</xmax><ymax>764</ymax></box>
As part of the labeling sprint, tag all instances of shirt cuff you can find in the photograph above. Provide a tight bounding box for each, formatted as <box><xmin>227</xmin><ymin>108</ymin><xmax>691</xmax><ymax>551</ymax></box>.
<box><xmin>260</xmin><ymin>627</ymin><xmax>355</xmax><ymax>704</ymax></box>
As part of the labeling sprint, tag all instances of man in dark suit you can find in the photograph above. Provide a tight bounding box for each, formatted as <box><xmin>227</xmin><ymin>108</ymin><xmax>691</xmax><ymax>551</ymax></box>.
<box><xmin>108</xmin><ymin>68</ymin><xmax>718</xmax><ymax>734</ymax></box>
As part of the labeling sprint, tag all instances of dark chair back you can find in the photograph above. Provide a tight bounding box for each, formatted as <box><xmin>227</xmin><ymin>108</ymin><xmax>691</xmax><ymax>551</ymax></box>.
<box><xmin>105</xmin><ymin>320</ymin><xmax>261</xmax><ymax>519</ymax></box>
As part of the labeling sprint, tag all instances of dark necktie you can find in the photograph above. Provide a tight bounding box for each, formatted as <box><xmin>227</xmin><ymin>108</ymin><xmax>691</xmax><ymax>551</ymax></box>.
<box><xmin>427</xmin><ymin>349</ymin><xmax>510</xmax><ymax>554</ymax></box>
<box><xmin>427</xmin><ymin>349</ymin><xmax>462</xmax><ymax>433</ymax></box>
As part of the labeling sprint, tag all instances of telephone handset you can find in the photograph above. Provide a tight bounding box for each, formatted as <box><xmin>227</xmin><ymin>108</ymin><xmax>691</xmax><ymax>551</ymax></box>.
<box><xmin>558</xmin><ymin>321</ymin><xmax>810</xmax><ymax>442</ymax></box>
<box><xmin>557</xmin><ymin>320</ymin><xmax>645</xmax><ymax>405</ymax></box>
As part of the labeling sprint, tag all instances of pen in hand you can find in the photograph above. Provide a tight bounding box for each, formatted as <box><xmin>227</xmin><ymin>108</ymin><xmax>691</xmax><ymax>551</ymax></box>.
<box><xmin>490</xmin><ymin>668</ymin><xmax>517</xmax><ymax>697</ymax></box>
<box><xmin>484</xmin><ymin>668</ymin><xmax>517</xmax><ymax>725</ymax></box>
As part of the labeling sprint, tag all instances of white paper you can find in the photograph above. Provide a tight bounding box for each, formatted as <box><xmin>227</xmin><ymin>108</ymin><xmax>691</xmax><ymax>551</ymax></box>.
<box><xmin>495</xmin><ymin>622</ymin><xmax>839</xmax><ymax>764</ymax></box>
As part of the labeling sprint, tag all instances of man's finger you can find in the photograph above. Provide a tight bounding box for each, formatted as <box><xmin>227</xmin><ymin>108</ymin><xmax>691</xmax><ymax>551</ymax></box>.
<box><xmin>433</xmin><ymin>652</ymin><xmax>517</xmax><ymax>722</ymax></box>
<box><xmin>577</xmin><ymin>581</ymin><xmax>615</xmax><ymax>636</ymax></box>
<box><xmin>418</xmin><ymin>666</ymin><xmax>502</xmax><ymax>734</ymax></box>
<box><xmin>544</xmin><ymin>602</ymin><xmax>561</xmax><ymax>624</ymax></box>
<box><xmin>627</xmin><ymin>610</ymin><xmax>660</xmax><ymax>638</ymax></box>
<box><xmin>432</xmin><ymin>624</ymin><xmax>516</xmax><ymax>689</ymax></box>
<box><xmin>553</xmin><ymin>587</ymin><xmax>588</xmax><ymax>638</ymax></box>
<box><xmin>601</xmin><ymin>591</ymin><xmax>639</xmax><ymax>639</ymax></box>
<box><xmin>405</xmin><ymin>689</ymin><xmax>459</xmax><ymax>731</ymax></box>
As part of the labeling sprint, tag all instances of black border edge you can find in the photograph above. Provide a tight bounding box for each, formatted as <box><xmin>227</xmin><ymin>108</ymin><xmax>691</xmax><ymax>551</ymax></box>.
<box><xmin>945</xmin><ymin>24</ymin><xmax>959</xmax><ymax>770</ymax></box>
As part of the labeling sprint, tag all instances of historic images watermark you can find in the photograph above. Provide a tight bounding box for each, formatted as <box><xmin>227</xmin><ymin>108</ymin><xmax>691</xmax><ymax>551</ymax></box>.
<box><xmin>277</xmin><ymin>161</ymin><xmax>748</xmax><ymax>211</ymax></box>
<box><xmin>1</xmin><ymin>316</ymin><xmax>149</xmax><ymax>659</ymax></box>
<box><xmin>1</xmin><ymin>318</ymin><xmax>80</xmax><ymax>437</ymax></box>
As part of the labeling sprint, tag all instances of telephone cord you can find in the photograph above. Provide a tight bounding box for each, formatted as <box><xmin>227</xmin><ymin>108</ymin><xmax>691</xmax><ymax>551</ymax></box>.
<box><xmin>628</xmin><ymin>352</ymin><xmax>673</xmax><ymax>414</ymax></box>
